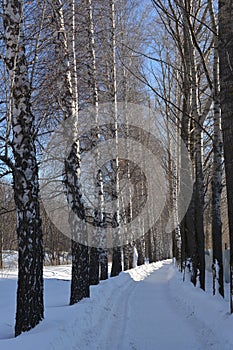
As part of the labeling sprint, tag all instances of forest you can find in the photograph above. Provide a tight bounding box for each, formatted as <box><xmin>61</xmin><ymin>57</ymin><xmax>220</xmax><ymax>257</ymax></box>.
<box><xmin>0</xmin><ymin>0</ymin><xmax>233</xmax><ymax>341</ymax></box>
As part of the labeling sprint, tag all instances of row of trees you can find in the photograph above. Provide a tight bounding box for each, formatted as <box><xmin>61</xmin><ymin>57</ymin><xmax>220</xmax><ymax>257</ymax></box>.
<box><xmin>0</xmin><ymin>0</ymin><xmax>158</xmax><ymax>336</ymax></box>
<box><xmin>148</xmin><ymin>0</ymin><xmax>228</xmax><ymax>299</ymax></box>
<box><xmin>1</xmin><ymin>0</ymin><xmax>233</xmax><ymax>337</ymax></box>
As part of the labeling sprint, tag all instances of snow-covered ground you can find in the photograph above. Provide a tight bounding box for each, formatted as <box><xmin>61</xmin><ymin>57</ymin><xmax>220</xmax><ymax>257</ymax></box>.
<box><xmin>0</xmin><ymin>260</ymin><xmax>233</xmax><ymax>349</ymax></box>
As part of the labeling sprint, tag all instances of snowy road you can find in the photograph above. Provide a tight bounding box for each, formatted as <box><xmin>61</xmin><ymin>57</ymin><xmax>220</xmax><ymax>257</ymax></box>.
<box><xmin>91</xmin><ymin>262</ymin><xmax>224</xmax><ymax>350</ymax></box>
<box><xmin>121</xmin><ymin>264</ymin><xmax>205</xmax><ymax>350</ymax></box>
<box><xmin>1</xmin><ymin>260</ymin><xmax>233</xmax><ymax>350</ymax></box>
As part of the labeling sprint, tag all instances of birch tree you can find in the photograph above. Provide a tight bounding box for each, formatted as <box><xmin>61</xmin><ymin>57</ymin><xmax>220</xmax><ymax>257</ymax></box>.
<box><xmin>109</xmin><ymin>0</ymin><xmax>122</xmax><ymax>277</ymax></box>
<box><xmin>208</xmin><ymin>0</ymin><xmax>224</xmax><ymax>297</ymax></box>
<box><xmin>85</xmin><ymin>0</ymin><xmax>108</xmax><ymax>285</ymax></box>
<box><xmin>51</xmin><ymin>0</ymin><xmax>90</xmax><ymax>304</ymax></box>
<box><xmin>2</xmin><ymin>0</ymin><xmax>44</xmax><ymax>336</ymax></box>
<box><xmin>218</xmin><ymin>0</ymin><xmax>233</xmax><ymax>312</ymax></box>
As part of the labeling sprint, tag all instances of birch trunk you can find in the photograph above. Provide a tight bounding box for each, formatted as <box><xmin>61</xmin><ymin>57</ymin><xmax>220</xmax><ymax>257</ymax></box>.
<box><xmin>180</xmin><ymin>1</ymin><xmax>196</xmax><ymax>274</ymax></box>
<box><xmin>218</xmin><ymin>0</ymin><xmax>233</xmax><ymax>312</ymax></box>
<box><xmin>86</xmin><ymin>0</ymin><xmax>100</xmax><ymax>286</ymax></box>
<box><xmin>109</xmin><ymin>0</ymin><xmax>122</xmax><ymax>277</ymax></box>
<box><xmin>190</xmin><ymin>28</ymin><xmax>205</xmax><ymax>290</ymax></box>
<box><xmin>208</xmin><ymin>0</ymin><xmax>224</xmax><ymax>298</ymax></box>
<box><xmin>86</xmin><ymin>0</ymin><xmax>108</xmax><ymax>284</ymax></box>
<box><xmin>52</xmin><ymin>0</ymin><xmax>90</xmax><ymax>304</ymax></box>
<box><xmin>3</xmin><ymin>0</ymin><xmax>44</xmax><ymax>336</ymax></box>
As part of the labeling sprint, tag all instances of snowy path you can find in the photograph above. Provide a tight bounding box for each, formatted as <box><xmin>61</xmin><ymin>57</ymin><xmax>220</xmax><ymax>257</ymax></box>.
<box><xmin>123</xmin><ymin>264</ymin><xmax>227</xmax><ymax>350</ymax></box>
<box><xmin>92</xmin><ymin>262</ymin><xmax>222</xmax><ymax>350</ymax></box>
<box><xmin>121</xmin><ymin>264</ymin><xmax>204</xmax><ymax>349</ymax></box>
<box><xmin>1</xmin><ymin>260</ymin><xmax>233</xmax><ymax>350</ymax></box>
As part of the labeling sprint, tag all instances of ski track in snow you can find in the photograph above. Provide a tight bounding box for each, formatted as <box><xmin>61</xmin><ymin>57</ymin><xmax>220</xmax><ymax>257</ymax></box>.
<box><xmin>1</xmin><ymin>260</ymin><xmax>233</xmax><ymax>350</ymax></box>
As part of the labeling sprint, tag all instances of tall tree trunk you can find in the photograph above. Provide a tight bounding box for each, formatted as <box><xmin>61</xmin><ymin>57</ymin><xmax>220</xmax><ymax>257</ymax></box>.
<box><xmin>86</xmin><ymin>0</ymin><xmax>100</xmax><ymax>286</ymax></box>
<box><xmin>218</xmin><ymin>0</ymin><xmax>233</xmax><ymax>312</ymax></box>
<box><xmin>109</xmin><ymin>0</ymin><xmax>122</xmax><ymax>277</ymax></box>
<box><xmin>208</xmin><ymin>0</ymin><xmax>224</xmax><ymax>298</ymax></box>
<box><xmin>190</xmin><ymin>25</ymin><xmax>205</xmax><ymax>290</ymax></box>
<box><xmin>3</xmin><ymin>0</ymin><xmax>44</xmax><ymax>336</ymax></box>
<box><xmin>52</xmin><ymin>0</ymin><xmax>90</xmax><ymax>304</ymax></box>
<box><xmin>180</xmin><ymin>1</ymin><xmax>195</xmax><ymax>274</ymax></box>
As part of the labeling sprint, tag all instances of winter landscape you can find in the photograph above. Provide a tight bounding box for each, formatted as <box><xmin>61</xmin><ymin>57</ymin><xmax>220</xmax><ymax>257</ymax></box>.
<box><xmin>1</xmin><ymin>0</ymin><xmax>233</xmax><ymax>349</ymax></box>
<box><xmin>1</xmin><ymin>256</ymin><xmax>233</xmax><ymax>350</ymax></box>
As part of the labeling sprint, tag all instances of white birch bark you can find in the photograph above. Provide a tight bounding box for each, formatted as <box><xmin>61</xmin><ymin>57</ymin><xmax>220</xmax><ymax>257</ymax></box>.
<box><xmin>109</xmin><ymin>0</ymin><xmax>122</xmax><ymax>277</ymax></box>
<box><xmin>51</xmin><ymin>0</ymin><xmax>89</xmax><ymax>304</ymax></box>
<box><xmin>3</xmin><ymin>0</ymin><xmax>44</xmax><ymax>336</ymax></box>
<box><xmin>208</xmin><ymin>0</ymin><xmax>224</xmax><ymax>298</ymax></box>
